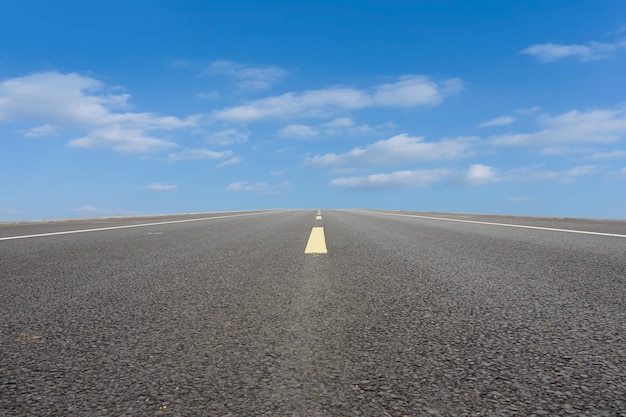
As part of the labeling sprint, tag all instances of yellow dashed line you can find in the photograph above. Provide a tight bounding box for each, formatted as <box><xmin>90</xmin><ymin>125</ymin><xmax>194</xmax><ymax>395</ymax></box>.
<box><xmin>305</xmin><ymin>226</ymin><xmax>327</xmax><ymax>254</ymax></box>
<box><xmin>316</xmin><ymin>215</ymin><xmax>322</xmax><ymax>220</ymax></box>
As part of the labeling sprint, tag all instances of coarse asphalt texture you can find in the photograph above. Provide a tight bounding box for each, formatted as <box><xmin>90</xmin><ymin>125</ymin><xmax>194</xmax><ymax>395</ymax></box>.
<box><xmin>1</xmin><ymin>209</ymin><xmax>625</xmax><ymax>416</ymax></box>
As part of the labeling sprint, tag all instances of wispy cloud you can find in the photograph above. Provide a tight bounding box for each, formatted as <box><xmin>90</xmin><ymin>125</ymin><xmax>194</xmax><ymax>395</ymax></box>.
<box><xmin>521</xmin><ymin>39</ymin><xmax>626</xmax><ymax>62</ymax></box>
<box><xmin>322</xmin><ymin>117</ymin><xmax>383</xmax><ymax>136</ymax></box>
<box><xmin>512</xmin><ymin>165</ymin><xmax>596</xmax><ymax>183</ymax></box>
<box><xmin>205</xmin><ymin>128</ymin><xmax>249</xmax><ymax>145</ymax></box>
<box><xmin>472</xmin><ymin>165</ymin><xmax>596</xmax><ymax>184</ymax></box>
<box><xmin>214</xmin><ymin>88</ymin><xmax>365</xmax><ymax>122</ymax></box>
<box><xmin>0</xmin><ymin>72</ymin><xmax>198</xmax><ymax>153</ymax></box>
<box><xmin>589</xmin><ymin>150</ymin><xmax>626</xmax><ymax>159</ymax></box>
<box><xmin>515</xmin><ymin>106</ymin><xmax>541</xmax><ymax>116</ymax></box>
<box><xmin>307</xmin><ymin>133</ymin><xmax>474</xmax><ymax>167</ymax></box>
<box><xmin>213</xmin><ymin>75</ymin><xmax>463</xmax><ymax>122</ymax></box>
<box><xmin>278</xmin><ymin>117</ymin><xmax>383</xmax><ymax>140</ymax></box>
<box><xmin>143</xmin><ymin>183</ymin><xmax>177</xmax><ymax>191</ymax></box>
<box><xmin>477</xmin><ymin>115</ymin><xmax>515</xmax><ymax>128</ymax></box>
<box><xmin>225</xmin><ymin>181</ymin><xmax>289</xmax><ymax>192</ymax></box>
<box><xmin>168</xmin><ymin>148</ymin><xmax>232</xmax><ymax>160</ymax></box>
<box><xmin>22</xmin><ymin>123</ymin><xmax>59</xmax><ymax>137</ymax></box>
<box><xmin>491</xmin><ymin>107</ymin><xmax>626</xmax><ymax>148</ymax></box>
<box><xmin>197</xmin><ymin>91</ymin><xmax>220</xmax><ymax>100</ymax></box>
<box><xmin>330</xmin><ymin>169</ymin><xmax>450</xmax><ymax>189</ymax></box>
<box><xmin>206</xmin><ymin>60</ymin><xmax>287</xmax><ymax>91</ymax></box>
<box><xmin>329</xmin><ymin>163</ymin><xmax>596</xmax><ymax>191</ymax></box>
<box><xmin>217</xmin><ymin>156</ymin><xmax>242</xmax><ymax>167</ymax></box>
<box><xmin>333</xmin><ymin>164</ymin><xmax>500</xmax><ymax>190</ymax></box>
<box><xmin>279</xmin><ymin>124</ymin><xmax>319</xmax><ymax>138</ymax></box>
<box><xmin>323</xmin><ymin>117</ymin><xmax>355</xmax><ymax>128</ymax></box>
<box><xmin>465</xmin><ymin>164</ymin><xmax>596</xmax><ymax>184</ymax></box>
<box><xmin>373</xmin><ymin>76</ymin><xmax>462</xmax><ymax>106</ymax></box>
<box><xmin>69</xmin><ymin>126</ymin><xmax>178</xmax><ymax>153</ymax></box>
<box><xmin>539</xmin><ymin>146</ymin><xmax>593</xmax><ymax>156</ymax></box>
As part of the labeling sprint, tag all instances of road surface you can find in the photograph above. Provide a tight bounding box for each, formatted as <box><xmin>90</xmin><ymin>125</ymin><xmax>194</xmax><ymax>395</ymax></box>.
<box><xmin>1</xmin><ymin>209</ymin><xmax>625</xmax><ymax>416</ymax></box>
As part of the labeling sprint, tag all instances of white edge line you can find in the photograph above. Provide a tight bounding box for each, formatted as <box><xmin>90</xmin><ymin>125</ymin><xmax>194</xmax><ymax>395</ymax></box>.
<box><xmin>0</xmin><ymin>210</ymin><xmax>286</xmax><ymax>241</ymax></box>
<box><xmin>349</xmin><ymin>209</ymin><xmax>626</xmax><ymax>238</ymax></box>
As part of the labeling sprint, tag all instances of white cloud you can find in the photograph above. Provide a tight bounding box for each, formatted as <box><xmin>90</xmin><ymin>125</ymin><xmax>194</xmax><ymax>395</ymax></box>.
<box><xmin>68</xmin><ymin>126</ymin><xmax>176</xmax><ymax>153</ymax></box>
<box><xmin>214</xmin><ymin>88</ymin><xmax>366</xmax><ymax>122</ymax></box>
<box><xmin>213</xmin><ymin>75</ymin><xmax>463</xmax><ymax>122</ymax></box>
<box><xmin>539</xmin><ymin>146</ymin><xmax>593</xmax><ymax>156</ymax></box>
<box><xmin>477</xmin><ymin>115</ymin><xmax>515</xmax><ymax>128</ymax></box>
<box><xmin>323</xmin><ymin>117</ymin><xmax>355</xmax><ymax>128</ymax></box>
<box><xmin>321</xmin><ymin>117</ymin><xmax>379</xmax><ymax>136</ymax></box>
<box><xmin>225</xmin><ymin>181</ymin><xmax>289</xmax><ymax>192</ymax></box>
<box><xmin>522</xmin><ymin>43</ymin><xmax>595</xmax><ymax>61</ymax></box>
<box><xmin>515</xmin><ymin>106</ymin><xmax>541</xmax><ymax>116</ymax></box>
<box><xmin>463</xmin><ymin>164</ymin><xmax>499</xmax><ymax>185</ymax></box>
<box><xmin>371</xmin><ymin>76</ymin><xmax>462</xmax><ymax>107</ymax></box>
<box><xmin>461</xmin><ymin>164</ymin><xmax>596</xmax><ymax>185</ymax></box>
<box><xmin>143</xmin><ymin>183</ymin><xmax>177</xmax><ymax>191</ymax></box>
<box><xmin>270</xmin><ymin>169</ymin><xmax>287</xmax><ymax>176</ymax></box>
<box><xmin>279</xmin><ymin>124</ymin><xmax>319</xmax><ymax>138</ymax></box>
<box><xmin>590</xmin><ymin>150</ymin><xmax>626</xmax><ymax>159</ymax></box>
<box><xmin>22</xmin><ymin>123</ymin><xmax>59</xmax><ymax>137</ymax></box>
<box><xmin>277</xmin><ymin>119</ymin><xmax>378</xmax><ymax>140</ymax></box>
<box><xmin>331</xmin><ymin>163</ymin><xmax>596</xmax><ymax>191</ymax></box>
<box><xmin>521</xmin><ymin>39</ymin><xmax>626</xmax><ymax>62</ymax></box>
<box><xmin>330</xmin><ymin>167</ymin><xmax>360</xmax><ymax>175</ymax></box>
<box><xmin>492</xmin><ymin>108</ymin><xmax>626</xmax><ymax>148</ymax></box>
<box><xmin>0</xmin><ymin>72</ymin><xmax>123</xmax><ymax>124</ymax></box>
<box><xmin>527</xmin><ymin>165</ymin><xmax>596</xmax><ymax>183</ymax></box>
<box><xmin>508</xmin><ymin>165</ymin><xmax>596</xmax><ymax>184</ymax></box>
<box><xmin>217</xmin><ymin>156</ymin><xmax>242</xmax><ymax>167</ymax></box>
<box><xmin>206</xmin><ymin>60</ymin><xmax>287</xmax><ymax>91</ymax></box>
<box><xmin>330</xmin><ymin>168</ymin><xmax>450</xmax><ymax>189</ymax></box>
<box><xmin>206</xmin><ymin>128</ymin><xmax>248</xmax><ymax>145</ymax></box>
<box><xmin>307</xmin><ymin>133</ymin><xmax>474</xmax><ymax>166</ymax></box>
<box><xmin>168</xmin><ymin>148</ymin><xmax>232</xmax><ymax>160</ymax></box>
<box><xmin>0</xmin><ymin>72</ymin><xmax>198</xmax><ymax>153</ymax></box>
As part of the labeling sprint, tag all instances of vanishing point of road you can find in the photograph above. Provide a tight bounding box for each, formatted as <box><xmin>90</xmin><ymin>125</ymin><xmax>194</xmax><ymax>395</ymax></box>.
<box><xmin>1</xmin><ymin>209</ymin><xmax>625</xmax><ymax>416</ymax></box>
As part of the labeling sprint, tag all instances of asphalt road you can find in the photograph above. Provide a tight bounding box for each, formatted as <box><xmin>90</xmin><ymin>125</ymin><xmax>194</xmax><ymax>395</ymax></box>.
<box><xmin>1</xmin><ymin>209</ymin><xmax>625</xmax><ymax>416</ymax></box>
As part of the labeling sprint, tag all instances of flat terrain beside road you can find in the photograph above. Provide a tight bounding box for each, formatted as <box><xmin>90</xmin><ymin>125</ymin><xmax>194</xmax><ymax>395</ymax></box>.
<box><xmin>1</xmin><ymin>209</ymin><xmax>625</xmax><ymax>416</ymax></box>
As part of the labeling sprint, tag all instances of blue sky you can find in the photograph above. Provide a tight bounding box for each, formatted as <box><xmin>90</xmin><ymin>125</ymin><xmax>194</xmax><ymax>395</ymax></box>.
<box><xmin>1</xmin><ymin>0</ymin><xmax>626</xmax><ymax>220</ymax></box>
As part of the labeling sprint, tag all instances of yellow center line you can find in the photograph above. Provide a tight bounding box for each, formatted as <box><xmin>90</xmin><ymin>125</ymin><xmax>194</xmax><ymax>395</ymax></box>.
<box><xmin>316</xmin><ymin>215</ymin><xmax>322</xmax><ymax>220</ymax></box>
<box><xmin>305</xmin><ymin>226</ymin><xmax>327</xmax><ymax>254</ymax></box>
